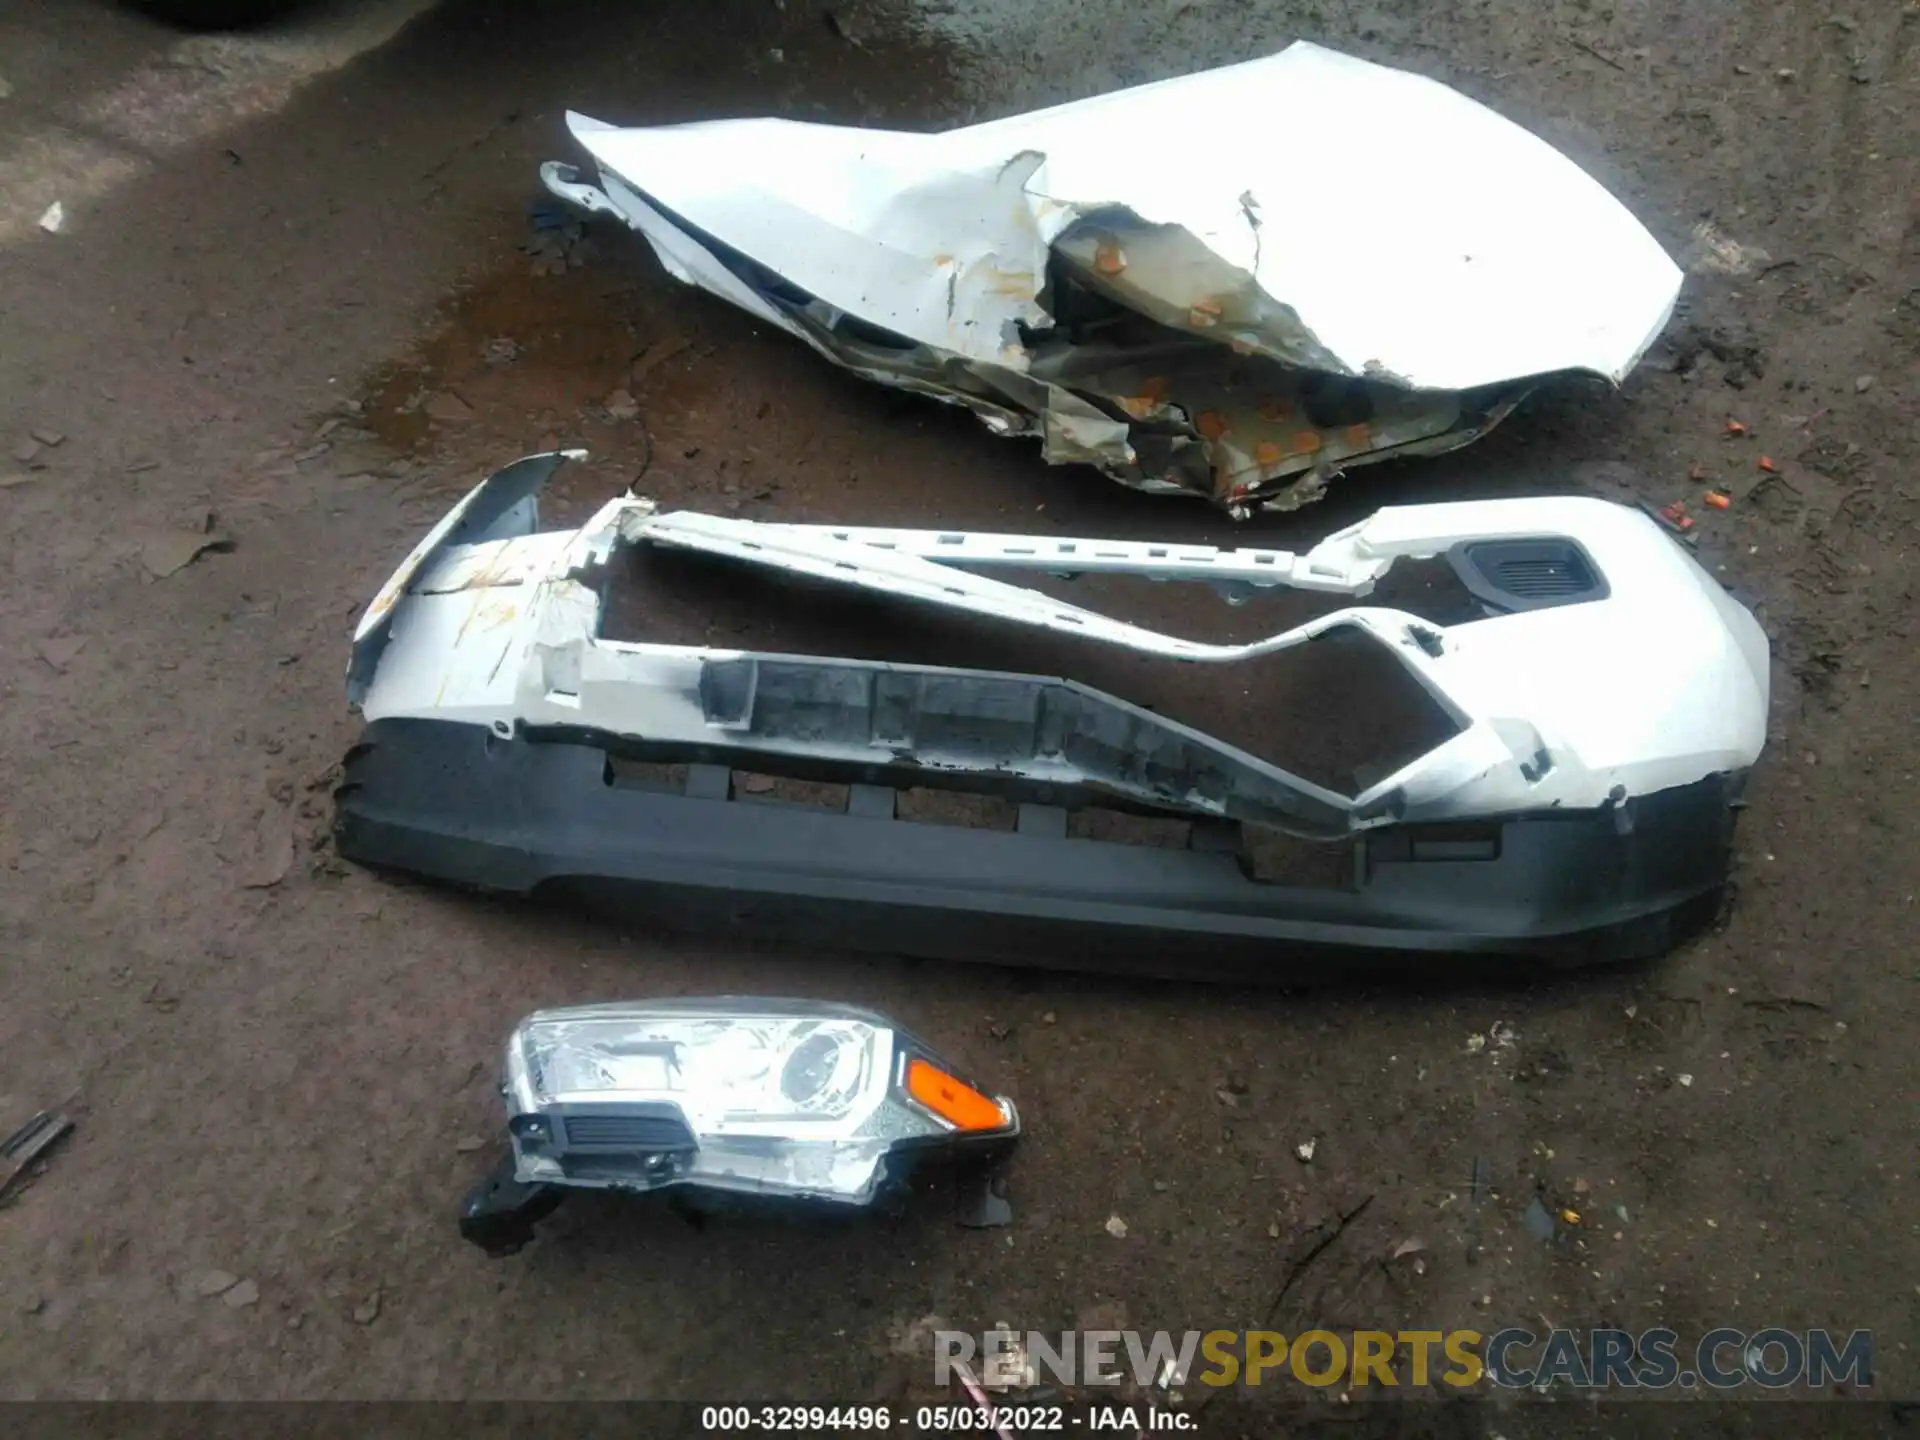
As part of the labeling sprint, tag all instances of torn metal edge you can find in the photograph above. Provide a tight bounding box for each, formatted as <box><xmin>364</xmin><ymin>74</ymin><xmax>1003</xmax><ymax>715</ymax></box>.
<box><xmin>539</xmin><ymin>42</ymin><xmax>1683</xmax><ymax>510</ymax></box>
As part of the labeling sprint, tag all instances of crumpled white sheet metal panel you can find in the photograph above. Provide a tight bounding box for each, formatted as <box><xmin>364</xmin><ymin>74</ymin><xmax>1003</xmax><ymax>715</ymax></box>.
<box><xmin>558</xmin><ymin>42</ymin><xmax>1681</xmax><ymax>391</ymax></box>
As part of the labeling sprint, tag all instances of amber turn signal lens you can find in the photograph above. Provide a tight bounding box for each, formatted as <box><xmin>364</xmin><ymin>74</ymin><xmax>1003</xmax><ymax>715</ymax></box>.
<box><xmin>905</xmin><ymin>1058</ymin><xmax>1007</xmax><ymax>1132</ymax></box>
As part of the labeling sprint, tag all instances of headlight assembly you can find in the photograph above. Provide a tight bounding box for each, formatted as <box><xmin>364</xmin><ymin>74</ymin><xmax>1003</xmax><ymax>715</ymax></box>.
<box><xmin>460</xmin><ymin>998</ymin><xmax>1020</xmax><ymax>1255</ymax></box>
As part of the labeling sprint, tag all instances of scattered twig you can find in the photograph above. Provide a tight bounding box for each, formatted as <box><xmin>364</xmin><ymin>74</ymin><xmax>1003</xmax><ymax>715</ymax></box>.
<box><xmin>1190</xmin><ymin>1193</ymin><xmax>1374</xmax><ymax>1412</ymax></box>
<box><xmin>1566</xmin><ymin>35</ymin><xmax>1628</xmax><ymax>71</ymax></box>
<box><xmin>1741</xmin><ymin>995</ymin><xmax>1829</xmax><ymax>1012</ymax></box>
<box><xmin>628</xmin><ymin>421</ymin><xmax>655</xmax><ymax>493</ymax></box>
<box><xmin>951</xmin><ymin>1359</ymin><xmax>1015</xmax><ymax>1440</ymax></box>
<box><xmin>0</xmin><ymin>1111</ymin><xmax>75</xmax><ymax>1203</ymax></box>
<box><xmin>1262</xmin><ymin>1194</ymin><xmax>1375</xmax><ymax>1329</ymax></box>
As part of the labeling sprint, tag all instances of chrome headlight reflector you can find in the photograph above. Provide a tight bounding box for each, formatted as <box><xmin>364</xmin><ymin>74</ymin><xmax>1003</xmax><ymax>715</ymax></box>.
<box><xmin>499</xmin><ymin>998</ymin><xmax>1018</xmax><ymax>1207</ymax></box>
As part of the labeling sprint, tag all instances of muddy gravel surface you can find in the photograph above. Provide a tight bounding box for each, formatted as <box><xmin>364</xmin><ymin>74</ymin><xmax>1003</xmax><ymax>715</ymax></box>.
<box><xmin>0</xmin><ymin>0</ymin><xmax>1915</xmax><ymax>1430</ymax></box>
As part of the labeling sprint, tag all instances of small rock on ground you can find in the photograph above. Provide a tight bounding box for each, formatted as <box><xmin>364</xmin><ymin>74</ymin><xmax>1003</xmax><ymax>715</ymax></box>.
<box><xmin>140</xmin><ymin>527</ymin><xmax>233</xmax><ymax>579</ymax></box>
<box><xmin>37</xmin><ymin>636</ymin><xmax>87</xmax><ymax>672</ymax></box>
<box><xmin>191</xmin><ymin>1268</ymin><xmax>239</xmax><ymax>1297</ymax></box>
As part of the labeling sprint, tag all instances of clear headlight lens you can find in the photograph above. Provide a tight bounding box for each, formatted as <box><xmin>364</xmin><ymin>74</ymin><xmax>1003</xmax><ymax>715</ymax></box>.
<box><xmin>520</xmin><ymin>1009</ymin><xmax>886</xmax><ymax>1134</ymax></box>
<box><xmin>501</xmin><ymin>998</ymin><xmax>1016</xmax><ymax>1204</ymax></box>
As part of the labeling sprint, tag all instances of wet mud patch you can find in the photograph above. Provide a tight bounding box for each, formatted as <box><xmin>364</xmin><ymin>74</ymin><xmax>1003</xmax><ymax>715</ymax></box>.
<box><xmin>348</xmin><ymin>0</ymin><xmax>979</xmax><ymax>509</ymax></box>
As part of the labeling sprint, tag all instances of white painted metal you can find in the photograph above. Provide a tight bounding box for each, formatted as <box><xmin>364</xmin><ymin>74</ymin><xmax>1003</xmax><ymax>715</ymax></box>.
<box><xmin>550</xmin><ymin>42</ymin><xmax>1682</xmax><ymax>392</ymax></box>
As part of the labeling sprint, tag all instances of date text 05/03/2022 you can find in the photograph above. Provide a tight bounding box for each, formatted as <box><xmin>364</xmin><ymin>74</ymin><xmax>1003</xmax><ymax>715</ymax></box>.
<box><xmin>699</xmin><ymin>1405</ymin><xmax>1192</xmax><ymax>1431</ymax></box>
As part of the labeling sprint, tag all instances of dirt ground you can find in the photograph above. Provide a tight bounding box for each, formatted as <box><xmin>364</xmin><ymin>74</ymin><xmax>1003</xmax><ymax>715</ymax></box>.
<box><xmin>0</xmin><ymin>0</ymin><xmax>1915</xmax><ymax>1431</ymax></box>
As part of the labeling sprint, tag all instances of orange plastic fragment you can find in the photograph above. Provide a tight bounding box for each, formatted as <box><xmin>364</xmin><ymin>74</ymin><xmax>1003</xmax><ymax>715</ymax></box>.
<box><xmin>905</xmin><ymin>1059</ymin><xmax>1006</xmax><ymax>1133</ymax></box>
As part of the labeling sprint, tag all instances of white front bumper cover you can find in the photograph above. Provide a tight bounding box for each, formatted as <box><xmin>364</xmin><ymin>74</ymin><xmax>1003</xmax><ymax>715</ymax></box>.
<box><xmin>336</xmin><ymin>452</ymin><xmax>1767</xmax><ymax>974</ymax></box>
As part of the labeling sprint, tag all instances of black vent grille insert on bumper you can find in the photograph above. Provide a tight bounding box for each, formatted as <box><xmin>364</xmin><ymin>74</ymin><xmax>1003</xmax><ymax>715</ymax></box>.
<box><xmin>559</xmin><ymin>1112</ymin><xmax>697</xmax><ymax>1151</ymax></box>
<box><xmin>1447</xmin><ymin>539</ymin><xmax>1609</xmax><ymax>615</ymax></box>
